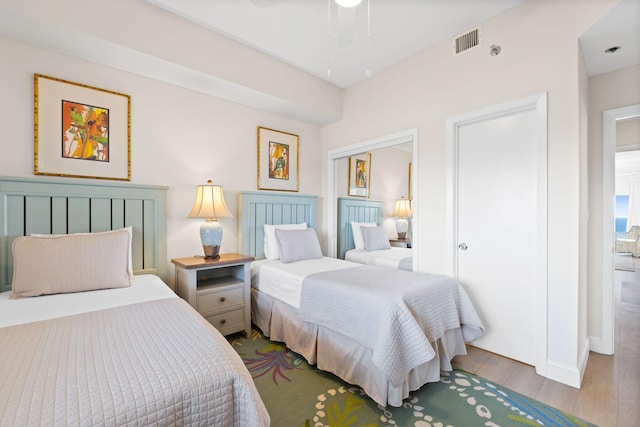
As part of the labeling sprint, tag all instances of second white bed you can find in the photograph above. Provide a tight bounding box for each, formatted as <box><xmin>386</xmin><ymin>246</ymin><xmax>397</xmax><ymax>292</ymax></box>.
<box><xmin>250</xmin><ymin>256</ymin><xmax>483</xmax><ymax>407</ymax></box>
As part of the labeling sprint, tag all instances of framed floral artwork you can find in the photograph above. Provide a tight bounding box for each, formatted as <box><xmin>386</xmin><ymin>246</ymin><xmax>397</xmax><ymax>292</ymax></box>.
<box><xmin>34</xmin><ymin>74</ymin><xmax>131</xmax><ymax>181</ymax></box>
<box><xmin>348</xmin><ymin>152</ymin><xmax>371</xmax><ymax>198</ymax></box>
<box><xmin>257</xmin><ymin>126</ymin><xmax>299</xmax><ymax>192</ymax></box>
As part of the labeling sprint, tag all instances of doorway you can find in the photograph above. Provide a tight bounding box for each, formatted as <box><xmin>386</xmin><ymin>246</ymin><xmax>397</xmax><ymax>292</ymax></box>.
<box><xmin>601</xmin><ymin>104</ymin><xmax>640</xmax><ymax>355</ymax></box>
<box><xmin>447</xmin><ymin>93</ymin><xmax>548</xmax><ymax>370</ymax></box>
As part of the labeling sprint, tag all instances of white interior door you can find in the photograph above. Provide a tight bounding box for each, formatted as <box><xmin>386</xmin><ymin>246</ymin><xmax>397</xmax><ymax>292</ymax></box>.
<box><xmin>454</xmin><ymin>101</ymin><xmax>545</xmax><ymax>366</ymax></box>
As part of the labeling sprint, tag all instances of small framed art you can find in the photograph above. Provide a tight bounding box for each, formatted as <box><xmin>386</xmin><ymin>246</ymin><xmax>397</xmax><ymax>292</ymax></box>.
<box><xmin>348</xmin><ymin>152</ymin><xmax>371</xmax><ymax>198</ymax></box>
<box><xmin>34</xmin><ymin>74</ymin><xmax>131</xmax><ymax>181</ymax></box>
<box><xmin>257</xmin><ymin>126</ymin><xmax>299</xmax><ymax>192</ymax></box>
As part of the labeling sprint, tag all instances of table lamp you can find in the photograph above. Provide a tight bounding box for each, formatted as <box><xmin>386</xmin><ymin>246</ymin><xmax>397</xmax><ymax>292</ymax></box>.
<box><xmin>391</xmin><ymin>197</ymin><xmax>413</xmax><ymax>240</ymax></box>
<box><xmin>188</xmin><ymin>179</ymin><xmax>232</xmax><ymax>259</ymax></box>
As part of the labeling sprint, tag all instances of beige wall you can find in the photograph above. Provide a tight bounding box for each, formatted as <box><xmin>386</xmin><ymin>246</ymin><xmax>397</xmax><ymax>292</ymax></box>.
<box><xmin>617</xmin><ymin>118</ymin><xmax>640</xmax><ymax>147</ymax></box>
<box><xmin>0</xmin><ymin>0</ymin><xmax>342</xmax><ymax>125</ymax></box>
<box><xmin>0</xmin><ymin>37</ymin><xmax>325</xmax><ymax>285</ymax></box>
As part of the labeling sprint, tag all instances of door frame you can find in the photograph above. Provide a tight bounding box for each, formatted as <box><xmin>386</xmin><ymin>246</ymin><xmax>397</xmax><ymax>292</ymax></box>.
<box><xmin>446</xmin><ymin>92</ymin><xmax>548</xmax><ymax>374</ymax></box>
<box><xmin>327</xmin><ymin>128</ymin><xmax>419</xmax><ymax>264</ymax></box>
<box><xmin>601</xmin><ymin>104</ymin><xmax>640</xmax><ymax>355</ymax></box>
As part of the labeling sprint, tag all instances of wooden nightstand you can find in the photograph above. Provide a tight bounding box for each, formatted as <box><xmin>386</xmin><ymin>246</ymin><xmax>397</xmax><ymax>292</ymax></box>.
<box><xmin>172</xmin><ymin>253</ymin><xmax>254</xmax><ymax>336</ymax></box>
<box><xmin>389</xmin><ymin>239</ymin><xmax>412</xmax><ymax>248</ymax></box>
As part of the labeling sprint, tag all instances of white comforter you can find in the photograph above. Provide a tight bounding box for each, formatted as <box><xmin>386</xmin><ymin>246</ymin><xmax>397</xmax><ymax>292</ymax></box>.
<box><xmin>299</xmin><ymin>265</ymin><xmax>484</xmax><ymax>387</ymax></box>
<box><xmin>0</xmin><ymin>276</ymin><xmax>270</xmax><ymax>427</ymax></box>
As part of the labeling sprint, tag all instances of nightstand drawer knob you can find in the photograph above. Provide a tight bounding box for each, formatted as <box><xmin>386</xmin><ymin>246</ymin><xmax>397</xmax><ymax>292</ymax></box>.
<box><xmin>220</xmin><ymin>319</ymin><xmax>226</xmax><ymax>325</ymax></box>
<box><xmin>220</xmin><ymin>296</ymin><xmax>226</xmax><ymax>302</ymax></box>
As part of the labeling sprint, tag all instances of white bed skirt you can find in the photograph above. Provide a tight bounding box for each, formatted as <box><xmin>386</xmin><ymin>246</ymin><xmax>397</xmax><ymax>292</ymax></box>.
<box><xmin>251</xmin><ymin>288</ymin><xmax>468</xmax><ymax>407</ymax></box>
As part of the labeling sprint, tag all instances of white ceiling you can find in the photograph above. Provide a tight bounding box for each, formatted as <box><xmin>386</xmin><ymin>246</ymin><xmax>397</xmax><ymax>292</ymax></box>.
<box><xmin>146</xmin><ymin>0</ymin><xmax>528</xmax><ymax>88</ymax></box>
<box><xmin>146</xmin><ymin>0</ymin><xmax>639</xmax><ymax>88</ymax></box>
<box><xmin>579</xmin><ymin>0</ymin><xmax>640</xmax><ymax>77</ymax></box>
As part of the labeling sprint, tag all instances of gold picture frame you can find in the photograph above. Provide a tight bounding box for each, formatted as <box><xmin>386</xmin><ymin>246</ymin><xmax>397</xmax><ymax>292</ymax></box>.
<box><xmin>257</xmin><ymin>126</ymin><xmax>299</xmax><ymax>192</ymax></box>
<box><xmin>34</xmin><ymin>74</ymin><xmax>131</xmax><ymax>181</ymax></box>
<box><xmin>348</xmin><ymin>152</ymin><xmax>372</xmax><ymax>198</ymax></box>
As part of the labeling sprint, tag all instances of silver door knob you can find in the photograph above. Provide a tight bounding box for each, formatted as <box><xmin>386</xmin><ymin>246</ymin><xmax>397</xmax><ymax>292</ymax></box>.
<box><xmin>458</xmin><ymin>243</ymin><xmax>468</xmax><ymax>251</ymax></box>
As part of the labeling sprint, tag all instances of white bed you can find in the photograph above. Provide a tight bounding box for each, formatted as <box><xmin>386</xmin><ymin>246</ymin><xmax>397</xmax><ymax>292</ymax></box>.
<box><xmin>0</xmin><ymin>178</ymin><xmax>269</xmax><ymax>427</ymax></box>
<box><xmin>239</xmin><ymin>192</ymin><xmax>484</xmax><ymax>408</ymax></box>
<box><xmin>0</xmin><ymin>276</ymin><xmax>269</xmax><ymax>426</ymax></box>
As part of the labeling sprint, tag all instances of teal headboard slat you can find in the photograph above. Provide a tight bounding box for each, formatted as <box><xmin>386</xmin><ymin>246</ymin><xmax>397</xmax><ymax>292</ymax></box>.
<box><xmin>238</xmin><ymin>191</ymin><xmax>318</xmax><ymax>259</ymax></box>
<box><xmin>0</xmin><ymin>176</ymin><xmax>168</xmax><ymax>292</ymax></box>
<box><xmin>337</xmin><ymin>197</ymin><xmax>383</xmax><ymax>260</ymax></box>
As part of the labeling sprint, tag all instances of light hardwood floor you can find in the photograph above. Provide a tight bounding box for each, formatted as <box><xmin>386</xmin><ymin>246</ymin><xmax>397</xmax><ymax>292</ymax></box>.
<box><xmin>452</xmin><ymin>256</ymin><xmax>640</xmax><ymax>427</ymax></box>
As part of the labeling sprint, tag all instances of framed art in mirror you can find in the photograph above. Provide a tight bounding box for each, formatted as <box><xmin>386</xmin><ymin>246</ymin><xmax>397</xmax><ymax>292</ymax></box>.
<box><xmin>34</xmin><ymin>74</ymin><xmax>131</xmax><ymax>181</ymax></box>
<box><xmin>348</xmin><ymin>152</ymin><xmax>371</xmax><ymax>198</ymax></box>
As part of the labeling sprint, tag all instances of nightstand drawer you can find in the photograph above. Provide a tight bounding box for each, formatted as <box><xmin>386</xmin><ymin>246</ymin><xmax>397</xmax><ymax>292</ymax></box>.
<box><xmin>204</xmin><ymin>308</ymin><xmax>245</xmax><ymax>335</ymax></box>
<box><xmin>172</xmin><ymin>253</ymin><xmax>254</xmax><ymax>337</ymax></box>
<box><xmin>197</xmin><ymin>286</ymin><xmax>244</xmax><ymax>314</ymax></box>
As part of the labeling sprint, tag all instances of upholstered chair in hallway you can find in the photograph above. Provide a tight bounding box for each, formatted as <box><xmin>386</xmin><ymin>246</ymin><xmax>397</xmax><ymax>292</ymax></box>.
<box><xmin>616</xmin><ymin>225</ymin><xmax>640</xmax><ymax>257</ymax></box>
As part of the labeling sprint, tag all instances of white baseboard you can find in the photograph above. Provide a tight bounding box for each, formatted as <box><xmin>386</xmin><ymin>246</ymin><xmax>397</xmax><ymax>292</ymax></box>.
<box><xmin>544</xmin><ymin>358</ymin><xmax>583</xmax><ymax>389</ymax></box>
<box><xmin>589</xmin><ymin>335</ymin><xmax>603</xmax><ymax>353</ymax></box>
<box><xmin>589</xmin><ymin>335</ymin><xmax>614</xmax><ymax>355</ymax></box>
<box><xmin>577</xmin><ymin>341</ymin><xmax>590</xmax><ymax>385</ymax></box>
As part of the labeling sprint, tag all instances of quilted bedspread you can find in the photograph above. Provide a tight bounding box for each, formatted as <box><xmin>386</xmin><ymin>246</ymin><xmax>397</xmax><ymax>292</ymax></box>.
<box><xmin>300</xmin><ymin>265</ymin><xmax>484</xmax><ymax>387</ymax></box>
<box><xmin>0</xmin><ymin>298</ymin><xmax>269</xmax><ymax>427</ymax></box>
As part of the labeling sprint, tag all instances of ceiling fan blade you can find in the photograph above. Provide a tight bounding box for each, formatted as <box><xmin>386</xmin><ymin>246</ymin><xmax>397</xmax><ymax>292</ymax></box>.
<box><xmin>336</xmin><ymin>6</ymin><xmax>356</xmax><ymax>47</ymax></box>
<box><xmin>250</xmin><ymin>0</ymin><xmax>288</xmax><ymax>8</ymax></box>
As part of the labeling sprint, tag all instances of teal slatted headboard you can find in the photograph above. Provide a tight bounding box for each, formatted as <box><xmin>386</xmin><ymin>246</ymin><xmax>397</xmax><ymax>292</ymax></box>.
<box><xmin>238</xmin><ymin>191</ymin><xmax>318</xmax><ymax>259</ymax></box>
<box><xmin>0</xmin><ymin>176</ymin><xmax>168</xmax><ymax>292</ymax></box>
<box><xmin>337</xmin><ymin>197</ymin><xmax>383</xmax><ymax>260</ymax></box>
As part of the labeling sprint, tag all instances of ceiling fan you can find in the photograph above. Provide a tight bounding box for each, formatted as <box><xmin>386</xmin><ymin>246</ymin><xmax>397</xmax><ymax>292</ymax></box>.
<box><xmin>250</xmin><ymin>0</ymin><xmax>362</xmax><ymax>8</ymax></box>
<box><xmin>249</xmin><ymin>0</ymin><xmax>363</xmax><ymax>47</ymax></box>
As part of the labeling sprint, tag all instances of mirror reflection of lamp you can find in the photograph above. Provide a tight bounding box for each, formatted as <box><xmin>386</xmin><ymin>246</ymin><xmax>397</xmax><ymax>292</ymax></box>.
<box><xmin>391</xmin><ymin>197</ymin><xmax>413</xmax><ymax>240</ymax></box>
<box><xmin>188</xmin><ymin>180</ymin><xmax>233</xmax><ymax>259</ymax></box>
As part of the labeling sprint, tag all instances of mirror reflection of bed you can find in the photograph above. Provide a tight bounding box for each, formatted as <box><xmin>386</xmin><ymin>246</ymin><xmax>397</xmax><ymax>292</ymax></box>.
<box><xmin>337</xmin><ymin>197</ymin><xmax>413</xmax><ymax>270</ymax></box>
<box><xmin>334</xmin><ymin>143</ymin><xmax>413</xmax><ymax>270</ymax></box>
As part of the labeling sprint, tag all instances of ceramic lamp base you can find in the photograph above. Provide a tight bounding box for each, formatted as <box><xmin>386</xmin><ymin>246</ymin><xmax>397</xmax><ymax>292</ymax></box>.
<box><xmin>396</xmin><ymin>218</ymin><xmax>408</xmax><ymax>240</ymax></box>
<box><xmin>202</xmin><ymin>245</ymin><xmax>221</xmax><ymax>259</ymax></box>
<box><xmin>200</xmin><ymin>219</ymin><xmax>223</xmax><ymax>259</ymax></box>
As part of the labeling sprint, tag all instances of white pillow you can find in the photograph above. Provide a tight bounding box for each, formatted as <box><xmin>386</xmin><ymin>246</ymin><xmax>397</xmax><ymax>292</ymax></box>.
<box><xmin>11</xmin><ymin>228</ymin><xmax>132</xmax><ymax>299</ymax></box>
<box><xmin>362</xmin><ymin>226</ymin><xmax>391</xmax><ymax>251</ymax></box>
<box><xmin>263</xmin><ymin>223</ymin><xmax>307</xmax><ymax>260</ymax></box>
<box><xmin>274</xmin><ymin>228</ymin><xmax>323</xmax><ymax>264</ymax></box>
<box><xmin>31</xmin><ymin>226</ymin><xmax>133</xmax><ymax>278</ymax></box>
<box><xmin>350</xmin><ymin>222</ymin><xmax>377</xmax><ymax>250</ymax></box>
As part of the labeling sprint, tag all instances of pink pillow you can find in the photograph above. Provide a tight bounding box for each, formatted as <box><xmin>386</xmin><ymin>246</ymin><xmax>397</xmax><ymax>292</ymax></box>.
<box><xmin>11</xmin><ymin>228</ymin><xmax>131</xmax><ymax>299</ymax></box>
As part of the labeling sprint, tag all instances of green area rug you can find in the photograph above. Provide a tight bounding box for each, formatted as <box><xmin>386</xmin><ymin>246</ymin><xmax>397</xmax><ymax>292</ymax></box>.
<box><xmin>229</xmin><ymin>329</ymin><xmax>595</xmax><ymax>427</ymax></box>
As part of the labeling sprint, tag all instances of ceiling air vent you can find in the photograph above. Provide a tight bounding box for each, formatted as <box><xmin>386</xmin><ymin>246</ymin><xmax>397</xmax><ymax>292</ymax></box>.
<box><xmin>454</xmin><ymin>27</ymin><xmax>480</xmax><ymax>56</ymax></box>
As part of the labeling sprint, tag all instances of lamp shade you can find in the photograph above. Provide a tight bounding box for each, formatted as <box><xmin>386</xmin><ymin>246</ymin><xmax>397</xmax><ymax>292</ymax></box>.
<box><xmin>189</xmin><ymin>180</ymin><xmax>232</xmax><ymax>259</ymax></box>
<box><xmin>392</xmin><ymin>197</ymin><xmax>412</xmax><ymax>240</ymax></box>
<box><xmin>188</xmin><ymin>180</ymin><xmax>232</xmax><ymax>219</ymax></box>
<box><xmin>391</xmin><ymin>197</ymin><xmax>413</xmax><ymax>218</ymax></box>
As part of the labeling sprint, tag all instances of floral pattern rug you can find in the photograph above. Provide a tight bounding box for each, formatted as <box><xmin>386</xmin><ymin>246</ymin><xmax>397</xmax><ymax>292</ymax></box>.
<box><xmin>229</xmin><ymin>329</ymin><xmax>596</xmax><ymax>427</ymax></box>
